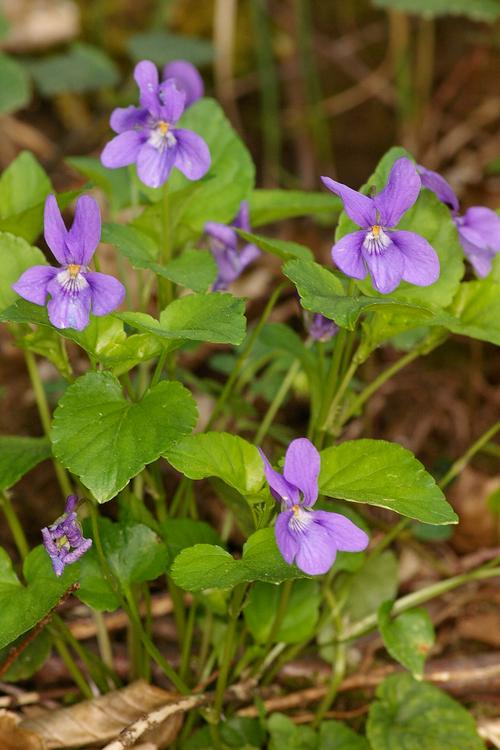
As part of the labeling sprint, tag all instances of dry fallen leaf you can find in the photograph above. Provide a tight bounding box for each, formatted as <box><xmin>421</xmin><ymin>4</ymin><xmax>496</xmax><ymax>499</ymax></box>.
<box><xmin>0</xmin><ymin>710</ymin><xmax>47</xmax><ymax>750</ymax></box>
<box><xmin>20</xmin><ymin>680</ymin><xmax>182</xmax><ymax>749</ymax></box>
<box><xmin>0</xmin><ymin>0</ymin><xmax>79</xmax><ymax>52</ymax></box>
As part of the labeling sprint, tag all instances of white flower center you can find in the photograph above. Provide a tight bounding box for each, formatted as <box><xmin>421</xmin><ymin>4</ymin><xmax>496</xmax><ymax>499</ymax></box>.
<box><xmin>149</xmin><ymin>120</ymin><xmax>177</xmax><ymax>151</ymax></box>
<box><xmin>288</xmin><ymin>504</ymin><xmax>313</xmax><ymax>533</ymax></box>
<box><xmin>363</xmin><ymin>225</ymin><xmax>391</xmax><ymax>255</ymax></box>
<box><xmin>57</xmin><ymin>265</ymin><xmax>88</xmax><ymax>295</ymax></box>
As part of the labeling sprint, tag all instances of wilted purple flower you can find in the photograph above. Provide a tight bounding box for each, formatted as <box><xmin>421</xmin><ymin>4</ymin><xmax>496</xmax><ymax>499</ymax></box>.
<box><xmin>454</xmin><ymin>207</ymin><xmax>500</xmax><ymax>278</ymax></box>
<box><xmin>259</xmin><ymin>438</ymin><xmax>369</xmax><ymax>575</ymax></box>
<box><xmin>101</xmin><ymin>60</ymin><xmax>210</xmax><ymax>189</ymax></box>
<box><xmin>41</xmin><ymin>496</ymin><xmax>92</xmax><ymax>576</ymax></box>
<box><xmin>163</xmin><ymin>60</ymin><xmax>204</xmax><ymax>107</ymax></box>
<box><xmin>13</xmin><ymin>195</ymin><xmax>125</xmax><ymax>331</ymax></box>
<box><xmin>307</xmin><ymin>313</ymin><xmax>338</xmax><ymax>342</ymax></box>
<box><xmin>205</xmin><ymin>201</ymin><xmax>260</xmax><ymax>290</ymax></box>
<box><xmin>417</xmin><ymin>164</ymin><xmax>459</xmax><ymax>212</ymax></box>
<box><xmin>322</xmin><ymin>158</ymin><xmax>440</xmax><ymax>294</ymax></box>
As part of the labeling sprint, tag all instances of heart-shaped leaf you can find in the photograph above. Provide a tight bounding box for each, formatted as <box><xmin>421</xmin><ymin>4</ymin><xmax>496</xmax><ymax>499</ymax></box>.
<box><xmin>0</xmin><ymin>436</ymin><xmax>51</xmax><ymax>492</ymax></box>
<box><xmin>52</xmin><ymin>373</ymin><xmax>197</xmax><ymax>502</ymax></box>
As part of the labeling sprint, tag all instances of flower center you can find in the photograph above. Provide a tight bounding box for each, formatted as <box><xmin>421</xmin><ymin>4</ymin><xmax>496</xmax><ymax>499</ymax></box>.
<box><xmin>149</xmin><ymin>120</ymin><xmax>177</xmax><ymax>151</ymax></box>
<box><xmin>67</xmin><ymin>264</ymin><xmax>81</xmax><ymax>279</ymax></box>
<box><xmin>57</xmin><ymin>265</ymin><xmax>88</xmax><ymax>295</ymax></box>
<box><xmin>363</xmin><ymin>225</ymin><xmax>391</xmax><ymax>255</ymax></box>
<box><xmin>288</xmin><ymin>504</ymin><xmax>313</xmax><ymax>533</ymax></box>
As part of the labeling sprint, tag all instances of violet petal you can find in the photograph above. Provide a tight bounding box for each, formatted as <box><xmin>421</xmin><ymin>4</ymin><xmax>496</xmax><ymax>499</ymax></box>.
<box><xmin>158</xmin><ymin>79</ymin><xmax>186</xmax><ymax>124</ymax></box>
<box><xmin>163</xmin><ymin>60</ymin><xmax>204</xmax><ymax>106</ymax></box>
<box><xmin>66</xmin><ymin>195</ymin><xmax>101</xmax><ymax>266</ymax></box>
<box><xmin>418</xmin><ymin>165</ymin><xmax>459</xmax><ymax>212</ymax></box>
<box><xmin>283</xmin><ymin>438</ymin><xmax>320</xmax><ymax>507</ymax></box>
<box><xmin>101</xmin><ymin>130</ymin><xmax>146</xmax><ymax>169</ymax></box>
<box><xmin>12</xmin><ymin>265</ymin><xmax>58</xmax><ymax>306</ymax></box>
<box><xmin>110</xmin><ymin>105</ymin><xmax>149</xmax><ymax>134</ymax></box>
<box><xmin>391</xmin><ymin>230</ymin><xmax>440</xmax><ymax>287</ymax></box>
<box><xmin>258</xmin><ymin>448</ymin><xmax>299</xmax><ymax>507</ymax></box>
<box><xmin>275</xmin><ymin>510</ymin><xmax>300</xmax><ymax>565</ymax></box>
<box><xmin>321</xmin><ymin>176</ymin><xmax>376</xmax><ymax>228</ymax></box>
<box><xmin>362</xmin><ymin>240</ymin><xmax>404</xmax><ymax>294</ymax></box>
<box><xmin>173</xmin><ymin>128</ymin><xmax>211</xmax><ymax>181</ymax></box>
<box><xmin>44</xmin><ymin>194</ymin><xmax>69</xmax><ymax>265</ymax></box>
<box><xmin>85</xmin><ymin>271</ymin><xmax>126</xmax><ymax>316</ymax></box>
<box><xmin>46</xmin><ymin>279</ymin><xmax>92</xmax><ymax>331</ymax></box>
<box><xmin>373</xmin><ymin>157</ymin><xmax>421</xmax><ymax>227</ymax></box>
<box><xmin>134</xmin><ymin>60</ymin><xmax>160</xmax><ymax>116</ymax></box>
<box><xmin>136</xmin><ymin>142</ymin><xmax>176</xmax><ymax>188</ymax></box>
<box><xmin>331</xmin><ymin>230</ymin><xmax>367</xmax><ymax>280</ymax></box>
<box><xmin>312</xmin><ymin>510</ymin><xmax>369</xmax><ymax>552</ymax></box>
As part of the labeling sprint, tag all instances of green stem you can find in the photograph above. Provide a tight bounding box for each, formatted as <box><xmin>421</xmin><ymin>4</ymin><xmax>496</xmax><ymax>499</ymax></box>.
<box><xmin>313</xmin><ymin>328</ymin><xmax>348</xmax><ymax>447</ymax></box>
<box><xmin>150</xmin><ymin>349</ymin><xmax>169</xmax><ymax>388</ymax></box>
<box><xmin>314</xmin><ymin>588</ymin><xmax>345</xmax><ymax>724</ymax></box>
<box><xmin>340</xmin><ymin>564</ymin><xmax>500</xmax><ymax>643</ymax></box>
<box><xmin>125</xmin><ymin>589</ymin><xmax>189</xmax><ymax>694</ymax></box>
<box><xmin>439</xmin><ymin>421</ymin><xmax>500</xmax><ymax>489</ymax></box>
<box><xmin>93</xmin><ymin>610</ymin><xmax>114</xmax><ymax>672</ymax></box>
<box><xmin>24</xmin><ymin>351</ymin><xmax>72</xmax><ymax>497</ymax></box>
<box><xmin>180</xmin><ymin>599</ymin><xmax>197</xmax><ymax>684</ymax></box>
<box><xmin>206</xmin><ymin>283</ymin><xmax>286</xmax><ymax>430</ymax></box>
<box><xmin>51</xmin><ymin>631</ymin><xmax>93</xmax><ymax>699</ymax></box>
<box><xmin>213</xmin><ymin>584</ymin><xmax>247</xmax><ymax>719</ymax></box>
<box><xmin>255</xmin><ymin>360</ymin><xmax>301</xmax><ymax>445</ymax></box>
<box><xmin>0</xmin><ymin>491</ymin><xmax>29</xmax><ymax>560</ymax></box>
<box><xmin>158</xmin><ymin>183</ymin><xmax>173</xmax><ymax>309</ymax></box>
<box><xmin>338</xmin><ymin>347</ymin><xmax>421</xmax><ymax>428</ymax></box>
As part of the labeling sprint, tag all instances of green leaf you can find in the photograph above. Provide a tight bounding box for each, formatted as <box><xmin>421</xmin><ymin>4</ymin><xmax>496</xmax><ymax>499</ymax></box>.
<box><xmin>244</xmin><ymin>580</ymin><xmax>320</xmax><ymax>644</ymax></box>
<box><xmin>118</xmin><ymin>293</ymin><xmax>246</xmax><ymax>346</ymax></box>
<box><xmin>238</xmin><ymin>229</ymin><xmax>313</xmax><ymax>261</ymax></box>
<box><xmin>0</xmin><ymin>436</ymin><xmax>51</xmax><ymax>492</ymax></box>
<box><xmin>447</xmin><ymin>279</ymin><xmax>500</xmax><ymax>345</ymax></box>
<box><xmin>283</xmin><ymin>258</ymin><xmax>432</xmax><ymax>330</ymax></box>
<box><xmin>319</xmin><ymin>721</ymin><xmax>370</xmax><ymax>750</ymax></box>
<box><xmin>102</xmin><ymin>223</ymin><xmax>217</xmax><ymax>291</ymax></box>
<box><xmin>336</xmin><ymin>148</ymin><xmax>464</xmax><ymax>310</ymax></box>
<box><xmin>0</xmin><ymin>151</ymin><xmax>51</xmax><ymax>223</ymax></box>
<box><xmin>161</xmin><ymin>518</ymin><xmax>222</xmax><ymax>563</ymax></box>
<box><xmin>67</xmin><ymin>157</ymin><xmax>131</xmax><ymax>212</ymax></box>
<box><xmin>127</xmin><ymin>31</ymin><xmax>213</xmax><ymax>66</ymax></box>
<box><xmin>250</xmin><ymin>189</ymin><xmax>341</xmax><ymax>226</ymax></box>
<box><xmin>164</xmin><ymin>432</ymin><xmax>265</xmax><ymax>495</ymax></box>
<box><xmin>0</xmin><ymin>232</ymin><xmax>47</xmax><ymax>312</ymax></box>
<box><xmin>372</xmin><ymin>0</ymin><xmax>500</xmax><ymax>21</ymax></box>
<box><xmin>0</xmin><ymin>629</ymin><xmax>51</xmax><ymax>681</ymax></box>
<box><xmin>171</xmin><ymin>528</ymin><xmax>306</xmax><ymax>592</ymax></box>
<box><xmin>378</xmin><ymin>602</ymin><xmax>435</xmax><ymax>678</ymax></box>
<box><xmin>0</xmin><ymin>545</ymin><xmax>78</xmax><ymax>650</ymax></box>
<box><xmin>52</xmin><ymin>373</ymin><xmax>197</xmax><ymax>502</ymax></box>
<box><xmin>340</xmin><ymin>551</ymin><xmax>398</xmax><ymax>623</ymax></box>
<box><xmin>319</xmin><ymin>439</ymin><xmax>457</xmax><ymax>524</ymax></box>
<box><xmin>168</xmin><ymin>98</ymin><xmax>255</xmax><ymax>244</ymax></box>
<box><xmin>0</xmin><ymin>54</ymin><xmax>30</xmax><ymax>113</ymax></box>
<box><xmin>367</xmin><ymin>673</ymin><xmax>486</xmax><ymax>750</ymax></box>
<box><xmin>77</xmin><ymin>519</ymin><xmax>167</xmax><ymax>611</ymax></box>
<box><xmin>268</xmin><ymin>713</ymin><xmax>317</xmax><ymax>750</ymax></box>
<box><xmin>26</xmin><ymin>43</ymin><xmax>119</xmax><ymax>95</ymax></box>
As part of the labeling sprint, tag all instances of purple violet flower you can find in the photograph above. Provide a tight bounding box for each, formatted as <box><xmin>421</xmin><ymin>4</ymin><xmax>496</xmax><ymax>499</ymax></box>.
<box><xmin>205</xmin><ymin>201</ymin><xmax>260</xmax><ymax>290</ymax></box>
<box><xmin>101</xmin><ymin>60</ymin><xmax>210</xmax><ymax>189</ymax></box>
<box><xmin>41</xmin><ymin>496</ymin><xmax>92</xmax><ymax>577</ymax></box>
<box><xmin>12</xmin><ymin>195</ymin><xmax>125</xmax><ymax>331</ymax></box>
<box><xmin>259</xmin><ymin>438</ymin><xmax>369</xmax><ymax>575</ymax></box>
<box><xmin>322</xmin><ymin>158</ymin><xmax>440</xmax><ymax>294</ymax></box>
<box><xmin>454</xmin><ymin>207</ymin><xmax>500</xmax><ymax>278</ymax></box>
<box><xmin>307</xmin><ymin>313</ymin><xmax>339</xmax><ymax>342</ymax></box>
<box><xmin>162</xmin><ymin>60</ymin><xmax>204</xmax><ymax>107</ymax></box>
<box><xmin>416</xmin><ymin>164</ymin><xmax>459</xmax><ymax>212</ymax></box>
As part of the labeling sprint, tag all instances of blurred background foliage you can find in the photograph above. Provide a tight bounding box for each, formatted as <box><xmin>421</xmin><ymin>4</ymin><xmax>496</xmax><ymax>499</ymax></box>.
<box><xmin>0</xmin><ymin>0</ymin><xmax>498</xmax><ymax>204</ymax></box>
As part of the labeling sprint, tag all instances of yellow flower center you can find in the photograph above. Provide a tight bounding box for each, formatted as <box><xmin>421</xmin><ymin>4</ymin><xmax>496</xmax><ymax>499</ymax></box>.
<box><xmin>292</xmin><ymin>504</ymin><xmax>300</xmax><ymax>516</ymax></box>
<box><xmin>67</xmin><ymin>264</ymin><xmax>81</xmax><ymax>278</ymax></box>
<box><xmin>371</xmin><ymin>225</ymin><xmax>381</xmax><ymax>237</ymax></box>
<box><xmin>158</xmin><ymin>121</ymin><xmax>170</xmax><ymax>135</ymax></box>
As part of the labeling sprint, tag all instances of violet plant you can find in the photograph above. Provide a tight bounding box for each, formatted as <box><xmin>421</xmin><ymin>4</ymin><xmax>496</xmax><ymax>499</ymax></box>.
<box><xmin>0</xmin><ymin>55</ymin><xmax>498</xmax><ymax>750</ymax></box>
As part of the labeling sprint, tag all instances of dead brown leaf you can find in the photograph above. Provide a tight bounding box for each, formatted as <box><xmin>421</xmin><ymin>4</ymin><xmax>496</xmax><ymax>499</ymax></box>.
<box><xmin>0</xmin><ymin>710</ymin><xmax>47</xmax><ymax>750</ymax></box>
<box><xmin>19</xmin><ymin>680</ymin><xmax>182</xmax><ymax>749</ymax></box>
<box><xmin>0</xmin><ymin>0</ymin><xmax>79</xmax><ymax>52</ymax></box>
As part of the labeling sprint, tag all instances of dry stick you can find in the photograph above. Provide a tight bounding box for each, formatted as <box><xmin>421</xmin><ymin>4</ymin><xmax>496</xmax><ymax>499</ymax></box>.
<box><xmin>0</xmin><ymin>583</ymin><xmax>79</xmax><ymax>679</ymax></box>
<box><xmin>101</xmin><ymin>680</ymin><xmax>256</xmax><ymax>750</ymax></box>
